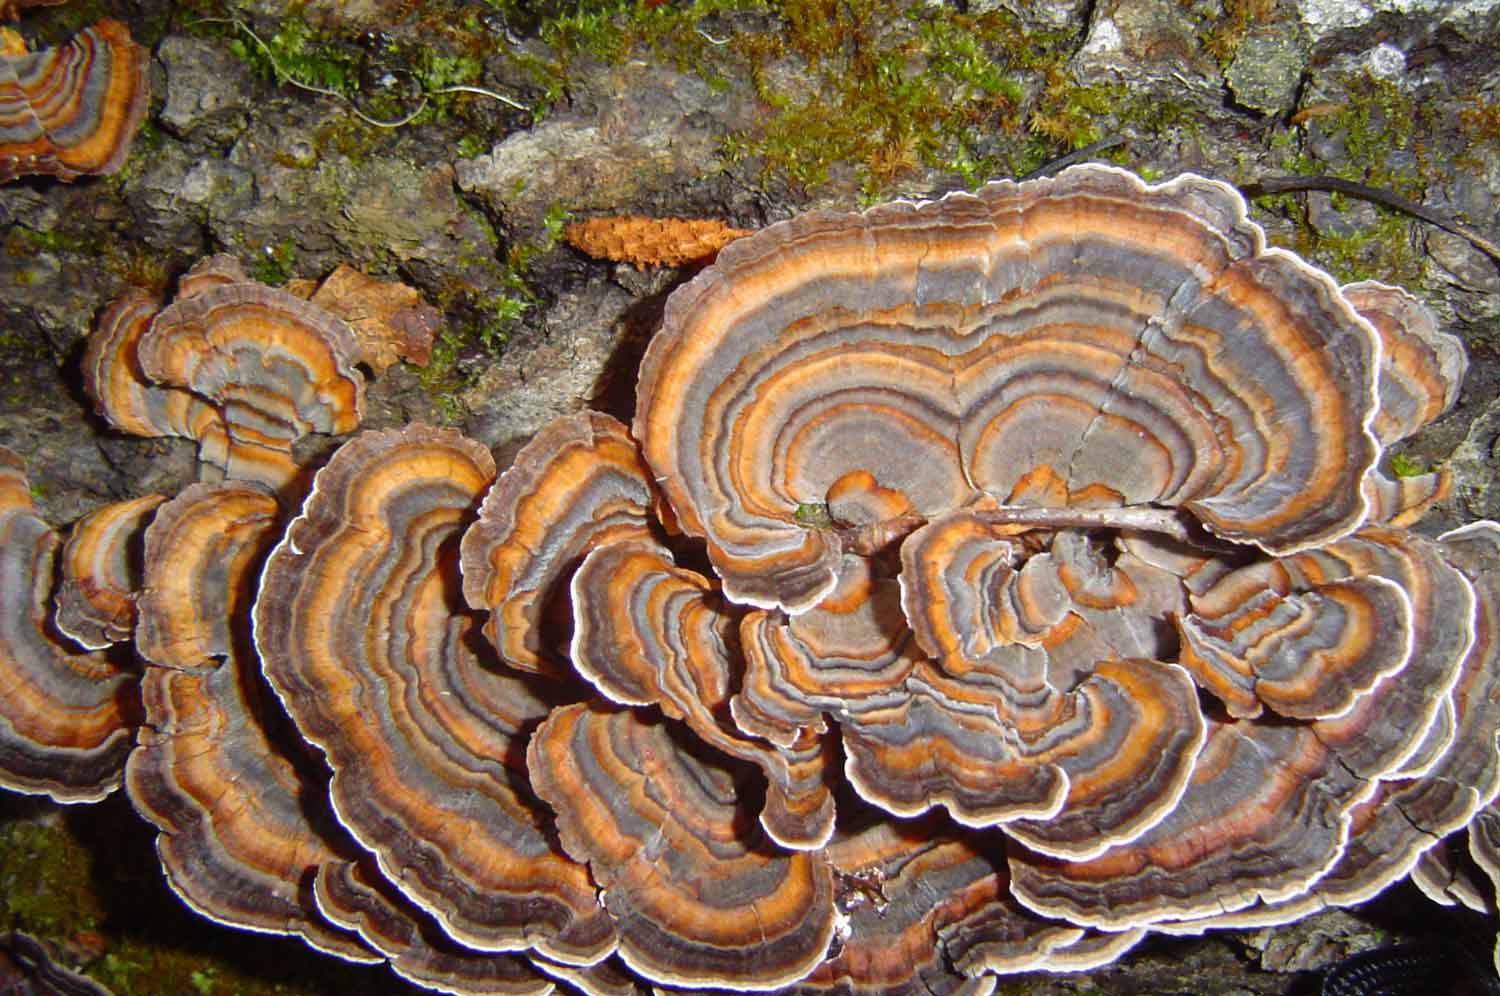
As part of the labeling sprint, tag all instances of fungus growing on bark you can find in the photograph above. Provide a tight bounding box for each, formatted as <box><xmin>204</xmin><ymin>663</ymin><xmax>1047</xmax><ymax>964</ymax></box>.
<box><xmin>52</xmin><ymin>493</ymin><xmax>165</xmax><ymax>651</ymax></box>
<box><xmin>0</xmin><ymin>19</ymin><xmax>148</xmax><ymax>182</ymax></box>
<box><xmin>85</xmin><ymin>257</ymin><xmax>368</xmax><ymax>498</ymax></box>
<box><xmin>634</xmin><ymin>166</ymin><xmax>1380</xmax><ymax>614</ymax></box>
<box><xmin>253</xmin><ymin>425</ymin><xmax>615</xmax><ymax>964</ymax></box>
<box><xmin>2</xmin><ymin>165</ymin><xmax>1499</xmax><ymax>994</ymax></box>
<box><xmin>0</xmin><ymin>449</ymin><xmax>138</xmax><ymax>802</ymax></box>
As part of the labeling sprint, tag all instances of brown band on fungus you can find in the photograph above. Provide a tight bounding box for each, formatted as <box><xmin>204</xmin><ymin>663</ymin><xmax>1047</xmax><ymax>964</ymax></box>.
<box><xmin>635</xmin><ymin>165</ymin><xmax>1380</xmax><ymax>615</ymax></box>
<box><xmin>1280</xmin><ymin>523</ymin><xmax>1500</xmax><ymax>912</ymax></box>
<box><xmin>528</xmin><ymin>704</ymin><xmax>837</xmax><ymax>991</ymax></box>
<box><xmin>461</xmin><ymin>412</ymin><xmax>656</xmax><ymax>676</ymax></box>
<box><xmin>1343</xmin><ymin>281</ymin><xmax>1466</xmax><ymax>447</ymax></box>
<box><xmin>0</xmin><ymin>19</ymin><xmax>148</xmax><ymax>182</ymax></box>
<box><xmin>568</xmin><ymin>535</ymin><xmax>836</xmax><ymax>850</ymax></box>
<box><xmin>1407</xmin><ymin>840</ymin><xmax>1490</xmax><ymax>913</ymax></box>
<box><xmin>313</xmin><ymin>862</ymin><xmax>555</xmax><ymax>996</ymax></box>
<box><xmin>127</xmin><ymin>653</ymin><xmax>378</xmax><ymax>963</ymax></box>
<box><xmin>134</xmin><ymin>483</ymin><xmax>281</xmax><ymax>669</ymax></box>
<box><xmin>1363</xmin><ymin>468</ymin><xmax>1452</xmax><ymax>527</ymax></box>
<box><xmin>125</xmin><ymin>482</ymin><xmax>376</xmax><ymax>962</ymax></box>
<box><xmin>82</xmin><ymin>288</ymin><xmax>225</xmax><ymax>449</ymax></box>
<box><xmin>53</xmin><ymin>494</ymin><xmax>165</xmax><ymax>650</ymax></box>
<box><xmin>1177</xmin><ymin>552</ymin><xmax>1415</xmax><ymax>721</ymax></box>
<box><xmin>0</xmin><ymin>448</ymin><xmax>138</xmax><ymax>802</ymax></box>
<box><xmin>839</xmin><ymin>668</ymin><xmax>1068</xmax><ymax>827</ymax></box>
<box><xmin>138</xmin><ymin>281</ymin><xmax>365</xmax><ymax>495</ymax></box>
<box><xmin>732</xmin><ymin>556</ymin><xmax>918</xmax><ymax>751</ymax></box>
<box><xmin>1008</xmin><ymin>718</ymin><xmax>1369</xmax><ymax>929</ymax></box>
<box><xmin>176</xmin><ymin>254</ymin><xmax>252</xmax><ymax>299</ymax></box>
<box><xmin>254</xmin><ymin>425</ymin><xmax>614</xmax><ymax>963</ymax></box>
<box><xmin>796</xmin><ymin>817</ymin><xmax>1014</xmax><ymax>994</ymax></box>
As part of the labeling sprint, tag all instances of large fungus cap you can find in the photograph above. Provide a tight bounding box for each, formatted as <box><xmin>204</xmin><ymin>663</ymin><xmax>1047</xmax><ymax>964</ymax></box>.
<box><xmin>0</xmin><ymin>448</ymin><xmax>138</xmax><ymax>802</ymax></box>
<box><xmin>635</xmin><ymin>164</ymin><xmax>1381</xmax><ymax>614</ymax></box>
<box><xmin>0</xmin><ymin>19</ymin><xmax>148</xmax><ymax>182</ymax></box>
<box><xmin>126</xmin><ymin>481</ymin><xmax>377</xmax><ymax>962</ymax></box>
<box><xmin>254</xmin><ymin>425</ymin><xmax>614</xmax><ymax>963</ymax></box>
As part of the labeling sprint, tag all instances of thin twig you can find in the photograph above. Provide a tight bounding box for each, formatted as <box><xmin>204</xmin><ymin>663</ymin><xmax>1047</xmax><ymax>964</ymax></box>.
<box><xmin>200</xmin><ymin>15</ymin><xmax>529</xmax><ymax>129</ymax></box>
<box><xmin>430</xmin><ymin>84</ymin><xmax>528</xmax><ymax>112</ymax></box>
<box><xmin>1240</xmin><ymin>174</ymin><xmax>1500</xmax><ymax>265</ymax></box>
<box><xmin>1017</xmin><ymin>135</ymin><xmax>1129</xmax><ymax>181</ymax></box>
<box><xmin>971</xmin><ymin>505</ymin><xmax>1194</xmax><ymax>542</ymax></box>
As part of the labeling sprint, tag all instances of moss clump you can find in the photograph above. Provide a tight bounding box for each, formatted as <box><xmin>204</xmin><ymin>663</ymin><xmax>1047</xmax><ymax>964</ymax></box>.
<box><xmin>725</xmin><ymin>2</ymin><xmax>1043</xmax><ymax>194</ymax></box>
<box><xmin>1251</xmin><ymin>75</ymin><xmax>1429</xmax><ymax>285</ymax></box>
<box><xmin>1388</xmin><ymin>452</ymin><xmax>1428</xmax><ymax>478</ymax></box>
<box><xmin>247</xmin><ymin>240</ymin><xmax>298</xmax><ymax>286</ymax></box>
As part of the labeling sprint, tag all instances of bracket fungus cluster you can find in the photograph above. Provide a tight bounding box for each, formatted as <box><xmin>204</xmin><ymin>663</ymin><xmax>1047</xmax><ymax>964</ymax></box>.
<box><xmin>0</xmin><ymin>18</ymin><xmax>148</xmax><ymax>183</ymax></box>
<box><xmin>3</xmin><ymin>165</ymin><xmax>1500</xmax><ymax>995</ymax></box>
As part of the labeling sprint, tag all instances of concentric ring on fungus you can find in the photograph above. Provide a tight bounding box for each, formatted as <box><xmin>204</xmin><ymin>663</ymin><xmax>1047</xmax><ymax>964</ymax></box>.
<box><xmin>3</xmin><ymin>165</ymin><xmax>1500</xmax><ymax>995</ymax></box>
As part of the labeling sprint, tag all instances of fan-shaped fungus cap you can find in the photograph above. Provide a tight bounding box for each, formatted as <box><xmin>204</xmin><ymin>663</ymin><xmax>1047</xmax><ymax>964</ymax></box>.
<box><xmin>0</xmin><ymin>448</ymin><xmax>138</xmax><ymax>802</ymax></box>
<box><xmin>567</xmin><ymin>535</ymin><xmax>836</xmax><ymax>850</ymax></box>
<box><xmin>254</xmin><ymin>425</ymin><xmax>615</xmax><ymax>964</ymax></box>
<box><xmin>0</xmin><ymin>19</ymin><xmax>148</xmax><ymax>182</ymax></box>
<box><xmin>460</xmin><ymin>412</ymin><xmax>656</xmax><ymax>675</ymax></box>
<box><xmin>1345</xmin><ymin>281</ymin><xmax>1466</xmax><ymax>447</ymax></box>
<box><xmin>126</xmin><ymin>481</ymin><xmax>377</xmax><ymax>962</ymax></box>
<box><xmin>82</xmin><ymin>288</ymin><xmax>226</xmax><ymax>454</ymax></box>
<box><xmin>53</xmin><ymin>494</ymin><xmax>165</xmax><ymax>650</ymax></box>
<box><xmin>635</xmin><ymin>165</ymin><xmax>1381</xmax><ymax>614</ymax></box>
<box><xmin>528</xmin><ymin>704</ymin><xmax>837</xmax><ymax>990</ymax></box>
<box><xmin>1010</xmin><ymin>523</ymin><xmax>1495</xmax><ymax>932</ymax></box>
<box><xmin>138</xmin><ymin>281</ymin><xmax>365</xmax><ymax>495</ymax></box>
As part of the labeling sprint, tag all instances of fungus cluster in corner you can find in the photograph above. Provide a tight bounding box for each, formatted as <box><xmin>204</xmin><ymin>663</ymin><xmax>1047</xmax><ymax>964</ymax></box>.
<box><xmin>0</xmin><ymin>16</ymin><xmax>148</xmax><ymax>183</ymax></box>
<box><xmin>3</xmin><ymin>165</ymin><xmax>1500</xmax><ymax>996</ymax></box>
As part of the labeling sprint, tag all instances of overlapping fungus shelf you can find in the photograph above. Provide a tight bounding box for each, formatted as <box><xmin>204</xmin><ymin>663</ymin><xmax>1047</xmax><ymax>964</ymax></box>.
<box><xmin>0</xmin><ymin>18</ymin><xmax>148</xmax><ymax>182</ymax></box>
<box><xmin>4</xmin><ymin>166</ymin><xmax>1500</xmax><ymax>995</ymax></box>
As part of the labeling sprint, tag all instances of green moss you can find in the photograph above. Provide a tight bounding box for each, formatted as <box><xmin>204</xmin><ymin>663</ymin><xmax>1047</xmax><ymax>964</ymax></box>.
<box><xmin>456</xmin><ymin>133</ymin><xmax>489</xmax><ymax>158</ymax></box>
<box><xmin>15</xmin><ymin>226</ymin><xmax>98</xmax><ymax>256</ymax></box>
<box><xmin>794</xmin><ymin>502</ymin><xmax>833</xmax><ymax>528</ymax></box>
<box><xmin>226</xmin><ymin>11</ymin><xmax>360</xmax><ymax>98</ymax></box>
<box><xmin>1388</xmin><ymin>452</ymin><xmax>1428</xmax><ymax>479</ymax></box>
<box><xmin>722</xmin><ymin>2</ymin><xmax>1045</xmax><ymax>194</ymax></box>
<box><xmin>247</xmin><ymin>240</ymin><xmax>298</xmax><ymax>286</ymax></box>
<box><xmin>1249</xmin><ymin>74</ymin><xmax>1430</xmax><ymax>285</ymax></box>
